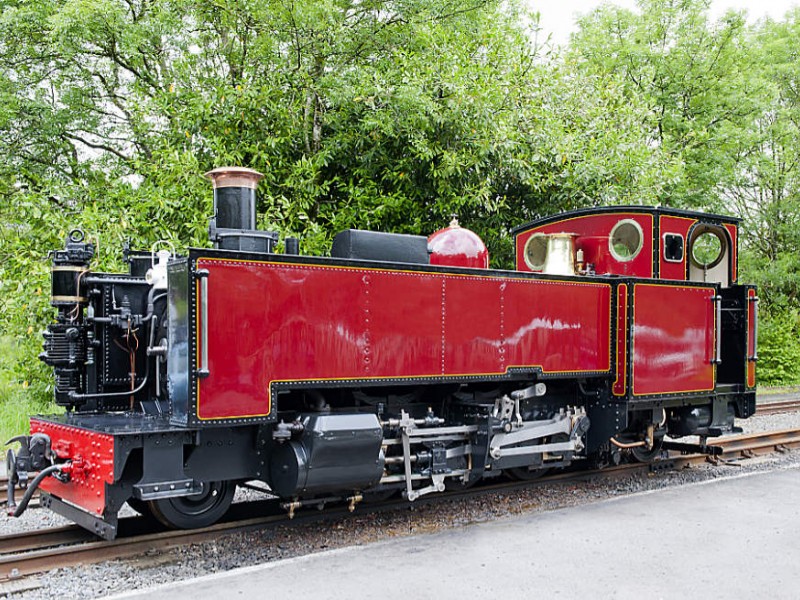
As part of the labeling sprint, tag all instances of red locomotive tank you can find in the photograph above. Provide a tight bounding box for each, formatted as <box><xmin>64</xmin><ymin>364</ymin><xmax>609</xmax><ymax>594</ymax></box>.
<box><xmin>428</xmin><ymin>218</ymin><xmax>489</xmax><ymax>269</ymax></box>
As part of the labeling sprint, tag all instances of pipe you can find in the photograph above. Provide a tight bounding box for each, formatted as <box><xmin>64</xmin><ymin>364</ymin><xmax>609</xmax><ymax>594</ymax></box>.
<box><xmin>5</xmin><ymin>448</ymin><xmax>16</xmax><ymax>513</ymax></box>
<box><xmin>8</xmin><ymin>463</ymin><xmax>67</xmax><ymax>517</ymax></box>
<box><xmin>578</xmin><ymin>380</ymin><xmax>600</xmax><ymax>398</ymax></box>
<box><xmin>609</xmin><ymin>437</ymin><xmax>646</xmax><ymax>449</ymax></box>
<box><xmin>84</xmin><ymin>277</ymin><xmax>151</xmax><ymax>286</ymax></box>
<box><xmin>89</xmin><ymin>290</ymin><xmax>166</xmax><ymax>325</ymax></box>
<box><xmin>68</xmin><ymin>315</ymin><xmax>156</xmax><ymax>402</ymax></box>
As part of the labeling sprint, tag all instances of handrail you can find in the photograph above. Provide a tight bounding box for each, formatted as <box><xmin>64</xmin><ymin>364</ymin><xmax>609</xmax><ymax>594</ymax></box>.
<box><xmin>712</xmin><ymin>295</ymin><xmax>723</xmax><ymax>365</ymax></box>
<box><xmin>196</xmin><ymin>268</ymin><xmax>210</xmax><ymax>378</ymax></box>
<box><xmin>748</xmin><ymin>295</ymin><xmax>759</xmax><ymax>362</ymax></box>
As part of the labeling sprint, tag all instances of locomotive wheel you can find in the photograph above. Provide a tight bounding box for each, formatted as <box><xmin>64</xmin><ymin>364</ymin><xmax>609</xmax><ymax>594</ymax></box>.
<box><xmin>361</xmin><ymin>489</ymin><xmax>397</xmax><ymax>503</ymax></box>
<box><xmin>630</xmin><ymin>436</ymin><xmax>665</xmax><ymax>463</ymax></box>
<box><xmin>505</xmin><ymin>466</ymin><xmax>550</xmax><ymax>481</ymax></box>
<box><xmin>148</xmin><ymin>480</ymin><xmax>235</xmax><ymax>530</ymax></box>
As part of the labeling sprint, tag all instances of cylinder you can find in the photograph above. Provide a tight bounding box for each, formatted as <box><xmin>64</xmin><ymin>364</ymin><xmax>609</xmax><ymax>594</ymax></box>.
<box><xmin>268</xmin><ymin>414</ymin><xmax>384</xmax><ymax>497</ymax></box>
<box><xmin>204</xmin><ymin>167</ymin><xmax>264</xmax><ymax>231</ymax></box>
<box><xmin>51</xmin><ymin>267</ymin><xmax>88</xmax><ymax>306</ymax></box>
<box><xmin>50</xmin><ymin>230</ymin><xmax>93</xmax><ymax>306</ymax></box>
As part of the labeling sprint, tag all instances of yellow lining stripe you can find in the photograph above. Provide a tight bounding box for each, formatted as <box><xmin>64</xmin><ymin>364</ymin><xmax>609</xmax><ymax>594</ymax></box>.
<box><xmin>631</xmin><ymin>282</ymin><xmax>716</xmax><ymax>396</ymax></box>
<box><xmin>613</xmin><ymin>284</ymin><xmax>628</xmax><ymax>396</ymax></box>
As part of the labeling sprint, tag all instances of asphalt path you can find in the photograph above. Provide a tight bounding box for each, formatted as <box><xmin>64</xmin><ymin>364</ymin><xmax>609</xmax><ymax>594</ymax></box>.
<box><xmin>107</xmin><ymin>466</ymin><xmax>800</xmax><ymax>600</ymax></box>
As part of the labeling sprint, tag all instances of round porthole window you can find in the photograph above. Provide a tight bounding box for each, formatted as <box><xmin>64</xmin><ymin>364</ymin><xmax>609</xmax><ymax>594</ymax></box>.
<box><xmin>691</xmin><ymin>228</ymin><xmax>725</xmax><ymax>268</ymax></box>
<box><xmin>609</xmin><ymin>219</ymin><xmax>643</xmax><ymax>262</ymax></box>
<box><xmin>523</xmin><ymin>234</ymin><xmax>548</xmax><ymax>271</ymax></box>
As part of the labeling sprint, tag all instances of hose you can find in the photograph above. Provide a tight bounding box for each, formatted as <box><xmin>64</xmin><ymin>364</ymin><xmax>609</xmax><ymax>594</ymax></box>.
<box><xmin>5</xmin><ymin>448</ymin><xmax>16</xmax><ymax>514</ymax></box>
<box><xmin>8</xmin><ymin>463</ymin><xmax>67</xmax><ymax>517</ymax></box>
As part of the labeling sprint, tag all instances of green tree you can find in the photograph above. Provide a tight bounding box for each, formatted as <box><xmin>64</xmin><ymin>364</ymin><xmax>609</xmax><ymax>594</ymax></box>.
<box><xmin>570</xmin><ymin>0</ymin><xmax>755</xmax><ymax>209</ymax></box>
<box><xmin>728</xmin><ymin>12</ymin><xmax>800</xmax><ymax>307</ymax></box>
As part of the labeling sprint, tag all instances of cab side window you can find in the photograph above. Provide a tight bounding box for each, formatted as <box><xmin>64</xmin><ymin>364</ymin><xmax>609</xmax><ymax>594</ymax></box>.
<box><xmin>663</xmin><ymin>234</ymin><xmax>684</xmax><ymax>262</ymax></box>
<box><xmin>688</xmin><ymin>225</ymin><xmax>729</xmax><ymax>286</ymax></box>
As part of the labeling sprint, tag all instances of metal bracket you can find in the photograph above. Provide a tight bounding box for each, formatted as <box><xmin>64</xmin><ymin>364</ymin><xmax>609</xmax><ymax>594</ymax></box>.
<box><xmin>398</xmin><ymin>410</ymin><xmax>462</xmax><ymax>501</ymax></box>
<box><xmin>406</xmin><ymin>473</ymin><xmax>446</xmax><ymax>501</ymax></box>
<box><xmin>133</xmin><ymin>479</ymin><xmax>200</xmax><ymax>501</ymax></box>
<box><xmin>40</xmin><ymin>492</ymin><xmax>118</xmax><ymax>541</ymax></box>
<box><xmin>489</xmin><ymin>412</ymin><xmax>576</xmax><ymax>460</ymax></box>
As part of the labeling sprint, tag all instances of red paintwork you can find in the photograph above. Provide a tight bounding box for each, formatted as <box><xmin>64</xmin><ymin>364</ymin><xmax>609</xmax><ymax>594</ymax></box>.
<box><xmin>613</xmin><ymin>283</ymin><xmax>628</xmax><ymax>396</ymax></box>
<box><xmin>515</xmin><ymin>212</ymin><xmax>654</xmax><ymax>278</ymax></box>
<box><xmin>747</xmin><ymin>288</ymin><xmax>757</xmax><ymax>388</ymax></box>
<box><xmin>428</xmin><ymin>222</ymin><xmax>489</xmax><ymax>269</ymax></box>
<box><xmin>658</xmin><ymin>215</ymin><xmax>695</xmax><ymax>281</ymax></box>
<box><xmin>517</xmin><ymin>211</ymin><xmax>741</xmax><ymax>285</ymax></box>
<box><xmin>29</xmin><ymin>418</ymin><xmax>115</xmax><ymax>516</ymax></box>
<box><xmin>195</xmin><ymin>259</ymin><xmax>612</xmax><ymax>420</ymax></box>
<box><xmin>631</xmin><ymin>284</ymin><xmax>716</xmax><ymax>396</ymax></box>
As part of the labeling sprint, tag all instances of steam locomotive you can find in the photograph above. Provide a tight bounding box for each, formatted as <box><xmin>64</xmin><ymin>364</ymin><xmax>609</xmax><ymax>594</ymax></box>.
<box><xmin>6</xmin><ymin>167</ymin><xmax>758</xmax><ymax>539</ymax></box>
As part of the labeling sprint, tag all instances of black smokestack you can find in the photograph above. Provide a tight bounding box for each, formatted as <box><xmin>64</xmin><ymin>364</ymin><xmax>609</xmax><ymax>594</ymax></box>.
<box><xmin>205</xmin><ymin>166</ymin><xmax>277</xmax><ymax>253</ymax></box>
<box><xmin>205</xmin><ymin>166</ymin><xmax>263</xmax><ymax>230</ymax></box>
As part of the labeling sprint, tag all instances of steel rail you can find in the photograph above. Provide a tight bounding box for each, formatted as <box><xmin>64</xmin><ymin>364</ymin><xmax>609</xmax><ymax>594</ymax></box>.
<box><xmin>0</xmin><ymin>525</ymin><xmax>95</xmax><ymax>556</ymax></box>
<box><xmin>0</xmin><ymin>478</ymin><xmax>40</xmax><ymax>508</ymax></box>
<box><xmin>755</xmin><ymin>399</ymin><xmax>800</xmax><ymax>416</ymax></box>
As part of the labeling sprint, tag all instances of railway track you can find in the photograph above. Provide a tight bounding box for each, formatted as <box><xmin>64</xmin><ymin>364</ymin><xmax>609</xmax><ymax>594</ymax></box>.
<box><xmin>754</xmin><ymin>399</ymin><xmax>800</xmax><ymax>416</ymax></box>
<box><xmin>2</xmin><ymin>426</ymin><xmax>799</xmax><ymax>585</ymax></box>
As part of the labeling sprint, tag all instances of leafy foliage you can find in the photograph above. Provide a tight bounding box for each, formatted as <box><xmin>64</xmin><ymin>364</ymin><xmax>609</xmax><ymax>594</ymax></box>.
<box><xmin>755</xmin><ymin>310</ymin><xmax>800</xmax><ymax>386</ymax></box>
<box><xmin>0</xmin><ymin>337</ymin><xmax>57</xmax><ymax>442</ymax></box>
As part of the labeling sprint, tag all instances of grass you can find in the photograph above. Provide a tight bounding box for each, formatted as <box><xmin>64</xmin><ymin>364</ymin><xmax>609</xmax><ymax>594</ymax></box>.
<box><xmin>0</xmin><ymin>392</ymin><xmax>50</xmax><ymax>442</ymax></box>
<box><xmin>0</xmin><ymin>381</ymin><xmax>59</xmax><ymax>443</ymax></box>
<box><xmin>0</xmin><ymin>337</ymin><xmax>60</xmax><ymax>443</ymax></box>
<box><xmin>757</xmin><ymin>384</ymin><xmax>800</xmax><ymax>396</ymax></box>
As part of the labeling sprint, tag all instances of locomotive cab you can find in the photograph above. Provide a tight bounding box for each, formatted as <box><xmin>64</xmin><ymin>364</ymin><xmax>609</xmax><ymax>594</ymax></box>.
<box><xmin>513</xmin><ymin>205</ymin><xmax>739</xmax><ymax>284</ymax></box>
<box><xmin>515</xmin><ymin>207</ymin><xmax>756</xmax><ymax>454</ymax></box>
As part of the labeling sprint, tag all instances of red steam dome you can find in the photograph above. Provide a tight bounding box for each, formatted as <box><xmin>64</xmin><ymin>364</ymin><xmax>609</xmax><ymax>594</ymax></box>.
<box><xmin>428</xmin><ymin>217</ymin><xmax>489</xmax><ymax>269</ymax></box>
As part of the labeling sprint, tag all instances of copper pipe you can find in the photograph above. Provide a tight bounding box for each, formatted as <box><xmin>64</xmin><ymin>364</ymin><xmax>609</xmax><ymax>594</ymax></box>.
<box><xmin>610</xmin><ymin>437</ymin><xmax>646</xmax><ymax>449</ymax></box>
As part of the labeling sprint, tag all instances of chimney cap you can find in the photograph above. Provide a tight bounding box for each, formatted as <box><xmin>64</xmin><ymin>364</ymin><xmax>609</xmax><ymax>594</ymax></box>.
<box><xmin>204</xmin><ymin>166</ymin><xmax>264</xmax><ymax>189</ymax></box>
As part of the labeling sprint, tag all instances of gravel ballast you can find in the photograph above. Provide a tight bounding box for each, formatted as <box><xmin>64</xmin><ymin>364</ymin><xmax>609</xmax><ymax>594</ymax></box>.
<box><xmin>3</xmin><ymin>410</ymin><xmax>800</xmax><ymax>600</ymax></box>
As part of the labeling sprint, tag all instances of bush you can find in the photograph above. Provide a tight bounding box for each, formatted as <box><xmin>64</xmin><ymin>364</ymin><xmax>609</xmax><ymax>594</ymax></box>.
<box><xmin>756</xmin><ymin>310</ymin><xmax>800</xmax><ymax>386</ymax></box>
